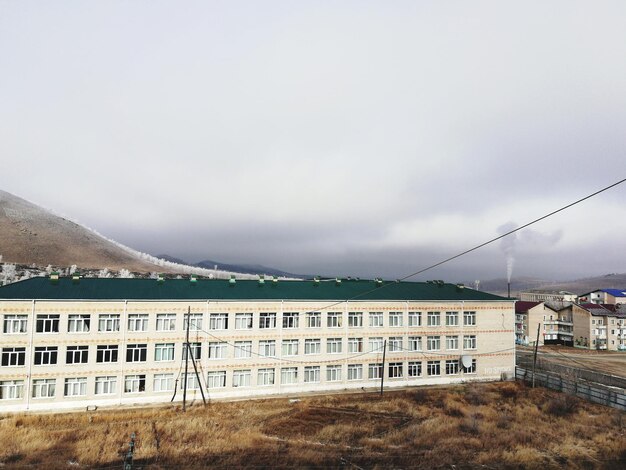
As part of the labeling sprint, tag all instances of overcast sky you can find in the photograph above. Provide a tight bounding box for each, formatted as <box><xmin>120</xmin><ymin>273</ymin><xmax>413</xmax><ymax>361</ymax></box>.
<box><xmin>1</xmin><ymin>1</ymin><xmax>625</xmax><ymax>282</ymax></box>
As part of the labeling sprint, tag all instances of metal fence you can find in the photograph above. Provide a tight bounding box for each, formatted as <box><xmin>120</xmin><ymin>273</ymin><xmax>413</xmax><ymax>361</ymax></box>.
<box><xmin>516</xmin><ymin>357</ymin><xmax>626</xmax><ymax>389</ymax></box>
<box><xmin>516</xmin><ymin>366</ymin><xmax>626</xmax><ymax>411</ymax></box>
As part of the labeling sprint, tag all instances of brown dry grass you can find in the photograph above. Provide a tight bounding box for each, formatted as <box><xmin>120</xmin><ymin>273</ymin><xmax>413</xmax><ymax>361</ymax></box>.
<box><xmin>0</xmin><ymin>382</ymin><xmax>624</xmax><ymax>469</ymax></box>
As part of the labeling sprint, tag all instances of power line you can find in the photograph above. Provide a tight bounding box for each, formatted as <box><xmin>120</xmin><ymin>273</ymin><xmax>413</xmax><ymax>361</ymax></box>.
<box><xmin>299</xmin><ymin>177</ymin><xmax>626</xmax><ymax>313</ymax></box>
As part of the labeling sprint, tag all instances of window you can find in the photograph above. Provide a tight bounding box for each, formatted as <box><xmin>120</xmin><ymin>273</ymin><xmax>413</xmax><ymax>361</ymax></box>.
<box><xmin>258</xmin><ymin>368</ymin><xmax>275</xmax><ymax>386</ymax></box>
<box><xmin>463</xmin><ymin>335</ymin><xmax>477</xmax><ymax>350</ymax></box>
<box><xmin>427</xmin><ymin>312</ymin><xmax>440</xmax><ymax>327</ymax></box>
<box><xmin>98</xmin><ymin>314</ymin><xmax>120</xmax><ymax>332</ymax></box>
<box><xmin>207</xmin><ymin>371</ymin><xmax>226</xmax><ymax>388</ymax></box>
<box><xmin>68</xmin><ymin>314</ymin><xmax>90</xmax><ymax>333</ymax></box>
<box><xmin>32</xmin><ymin>379</ymin><xmax>55</xmax><ymax>398</ymax></box>
<box><xmin>427</xmin><ymin>336</ymin><xmax>440</xmax><ymax>351</ymax></box>
<box><xmin>258</xmin><ymin>312</ymin><xmax>276</xmax><ymax>329</ymax></box>
<box><xmin>446</xmin><ymin>360</ymin><xmax>459</xmax><ymax>375</ymax></box>
<box><xmin>408</xmin><ymin>312</ymin><xmax>421</xmax><ymax>327</ymax></box>
<box><xmin>208</xmin><ymin>342</ymin><xmax>227</xmax><ymax>359</ymax></box>
<box><xmin>369</xmin><ymin>337</ymin><xmax>383</xmax><ymax>352</ymax></box>
<box><xmin>155</xmin><ymin>343</ymin><xmax>175</xmax><ymax>362</ymax></box>
<box><xmin>66</xmin><ymin>345</ymin><xmax>89</xmax><ymax>364</ymax></box>
<box><xmin>209</xmin><ymin>313</ymin><xmax>228</xmax><ymax>330</ymax></box>
<box><xmin>427</xmin><ymin>361</ymin><xmax>441</xmax><ymax>376</ymax></box>
<box><xmin>306</xmin><ymin>312</ymin><xmax>321</xmax><ymax>328</ymax></box>
<box><xmin>408</xmin><ymin>361</ymin><xmax>422</xmax><ymax>377</ymax></box>
<box><xmin>127</xmin><ymin>314</ymin><xmax>148</xmax><ymax>332</ymax></box>
<box><xmin>327</xmin><ymin>338</ymin><xmax>342</xmax><ymax>354</ymax></box>
<box><xmin>368</xmin><ymin>363</ymin><xmax>382</xmax><ymax>379</ymax></box>
<box><xmin>446</xmin><ymin>312</ymin><xmax>459</xmax><ymax>327</ymax></box>
<box><xmin>389</xmin><ymin>312</ymin><xmax>403</xmax><ymax>327</ymax></box>
<box><xmin>327</xmin><ymin>312</ymin><xmax>342</xmax><ymax>328</ymax></box>
<box><xmin>282</xmin><ymin>312</ymin><xmax>299</xmax><ymax>329</ymax></box>
<box><xmin>234</xmin><ymin>341</ymin><xmax>252</xmax><ymax>358</ymax></box>
<box><xmin>408</xmin><ymin>336</ymin><xmax>422</xmax><ymax>352</ymax></box>
<box><xmin>180</xmin><ymin>374</ymin><xmax>199</xmax><ymax>390</ymax></box>
<box><xmin>235</xmin><ymin>313</ymin><xmax>253</xmax><ymax>330</ymax></box>
<box><xmin>348</xmin><ymin>337</ymin><xmax>363</xmax><ymax>353</ymax></box>
<box><xmin>126</xmin><ymin>344</ymin><xmax>147</xmax><ymax>362</ymax></box>
<box><xmin>369</xmin><ymin>312</ymin><xmax>383</xmax><ymax>327</ymax></box>
<box><xmin>3</xmin><ymin>314</ymin><xmax>27</xmax><ymax>334</ymax></box>
<box><xmin>64</xmin><ymin>377</ymin><xmax>87</xmax><ymax>396</ymax></box>
<box><xmin>463</xmin><ymin>359</ymin><xmax>477</xmax><ymax>374</ymax></box>
<box><xmin>1</xmin><ymin>347</ymin><xmax>25</xmax><ymax>366</ymax></box>
<box><xmin>233</xmin><ymin>370</ymin><xmax>251</xmax><ymax>388</ymax></box>
<box><xmin>389</xmin><ymin>337</ymin><xmax>403</xmax><ymax>352</ymax></box>
<box><xmin>281</xmin><ymin>339</ymin><xmax>299</xmax><ymax>356</ymax></box>
<box><xmin>348</xmin><ymin>364</ymin><xmax>363</xmax><ymax>380</ymax></box>
<box><xmin>348</xmin><ymin>312</ymin><xmax>363</xmax><ymax>327</ymax></box>
<box><xmin>96</xmin><ymin>345</ymin><xmax>118</xmax><ymax>363</ymax></box>
<box><xmin>281</xmin><ymin>367</ymin><xmax>298</xmax><ymax>384</ymax></box>
<box><xmin>156</xmin><ymin>313</ymin><xmax>176</xmax><ymax>331</ymax></box>
<box><xmin>446</xmin><ymin>336</ymin><xmax>459</xmax><ymax>350</ymax></box>
<box><xmin>0</xmin><ymin>380</ymin><xmax>24</xmax><ymax>399</ymax></box>
<box><xmin>184</xmin><ymin>313</ymin><xmax>203</xmax><ymax>331</ymax></box>
<box><xmin>304</xmin><ymin>366</ymin><xmax>320</xmax><ymax>383</ymax></box>
<box><xmin>124</xmin><ymin>375</ymin><xmax>146</xmax><ymax>393</ymax></box>
<box><xmin>154</xmin><ymin>373</ymin><xmax>174</xmax><ymax>392</ymax></box>
<box><xmin>304</xmin><ymin>339</ymin><xmax>321</xmax><ymax>355</ymax></box>
<box><xmin>259</xmin><ymin>340</ymin><xmax>276</xmax><ymax>357</ymax></box>
<box><xmin>36</xmin><ymin>314</ymin><xmax>60</xmax><ymax>333</ymax></box>
<box><xmin>326</xmin><ymin>365</ymin><xmax>342</xmax><ymax>381</ymax></box>
<box><xmin>388</xmin><ymin>362</ymin><xmax>403</xmax><ymax>378</ymax></box>
<box><xmin>34</xmin><ymin>346</ymin><xmax>58</xmax><ymax>365</ymax></box>
<box><xmin>463</xmin><ymin>311</ymin><xmax>476</xmax><ymax>326</ymax></box>
<box><xmin>95</xmin><ymin>376</ymin><xmax>117</xmax><ymax>395</ymax></box>
<box><xmin>183</xmin><ymin>342</ymin><xmax>201</xmax><ymax>360</ymax></box>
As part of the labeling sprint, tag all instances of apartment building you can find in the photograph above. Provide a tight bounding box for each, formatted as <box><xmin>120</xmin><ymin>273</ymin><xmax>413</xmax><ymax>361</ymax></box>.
<box><xmin>578</xmin><ymin>289</ymin><xmax>626</xmax><ymax>305</ymax></box>
<box><xmin>0</xmin><ymin>276</ymin><xmax>514</xmax><ymax>412</ymax></box>
<box><xmin>514</xmin><ymin>301</ymin><xmax>574</xmax><ymax>346</ymax></box>
<box><xmin>572</xmin><ymin>303</ymin><xmax>626</xmax><ymax>350</ymax></box>
<box><xmin>519</xmin><ymin>291</ymin><xmax>577</xmax><ymax>303</ymax></box>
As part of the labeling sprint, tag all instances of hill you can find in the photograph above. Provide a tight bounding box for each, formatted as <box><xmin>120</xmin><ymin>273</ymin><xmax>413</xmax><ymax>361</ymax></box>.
<box><xmin>0</xmin><ymin>190</ymin><xmax>257</xmax><ymax>279</ymax></box>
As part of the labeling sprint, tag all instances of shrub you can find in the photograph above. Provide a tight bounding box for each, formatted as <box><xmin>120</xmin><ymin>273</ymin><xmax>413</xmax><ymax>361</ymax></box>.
<box><xmin>543</xmin><ymin>395</ymin><xmax>578</xmax><ymax>417</ymax></box>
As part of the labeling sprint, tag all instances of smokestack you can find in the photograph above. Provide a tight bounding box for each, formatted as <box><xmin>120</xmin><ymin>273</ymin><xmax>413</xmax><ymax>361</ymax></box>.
<box><xmin>508</xmin><ymin>282</ymin><xmax>511</xmax><ymax>298</ymax></box>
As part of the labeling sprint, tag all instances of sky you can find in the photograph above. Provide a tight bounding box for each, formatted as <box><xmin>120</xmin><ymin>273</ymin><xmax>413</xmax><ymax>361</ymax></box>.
<box><xmin>1</xmin><ymin>1</ymin><xmax>625</xmax><ymax>282</ymax></box>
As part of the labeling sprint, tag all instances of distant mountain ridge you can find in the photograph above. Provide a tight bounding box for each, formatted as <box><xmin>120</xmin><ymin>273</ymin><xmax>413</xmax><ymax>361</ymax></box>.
<box><xmin>157</xmin><ymin>254</ymin><xmax>309</xmax><ymax>279</ymax></box>
<box><xmin>474</xmin><ymin>273</ymin><xmax>626</xmax><ymax>297</ymax></box>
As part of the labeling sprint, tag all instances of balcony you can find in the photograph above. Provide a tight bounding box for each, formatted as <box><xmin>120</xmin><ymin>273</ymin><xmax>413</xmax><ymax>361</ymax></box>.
<box><xmin>544</xmin><ymin>319</ymin><xmax>573</xmax><ymax>326</ymax></box>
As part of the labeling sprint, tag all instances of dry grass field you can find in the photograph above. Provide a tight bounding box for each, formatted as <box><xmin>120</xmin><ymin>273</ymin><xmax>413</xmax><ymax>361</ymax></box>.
<box><xmin>0</xmin><ymin>382</ymin><xmax>624</xmax><ymax>469</ymax></box>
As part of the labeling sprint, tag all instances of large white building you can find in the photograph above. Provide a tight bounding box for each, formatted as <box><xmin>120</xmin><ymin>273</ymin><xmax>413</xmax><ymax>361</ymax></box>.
<box><xmin>0</xmin><ymin>276</ymin><xmax>515</xmax><ymax>412</ymax></box>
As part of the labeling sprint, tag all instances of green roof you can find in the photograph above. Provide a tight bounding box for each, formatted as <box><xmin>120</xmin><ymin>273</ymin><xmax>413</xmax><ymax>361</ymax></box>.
<box><xmin>0</xmin><ymin>277</ymin><xmax>508</xmax><ymax>302</ymax></box>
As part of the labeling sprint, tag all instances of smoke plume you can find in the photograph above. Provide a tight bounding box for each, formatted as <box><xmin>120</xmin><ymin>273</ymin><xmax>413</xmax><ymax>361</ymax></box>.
<box><xmin>497</xmin><ymin>222</ymin><xmax>518</xmax><ymax>282</ymax></box>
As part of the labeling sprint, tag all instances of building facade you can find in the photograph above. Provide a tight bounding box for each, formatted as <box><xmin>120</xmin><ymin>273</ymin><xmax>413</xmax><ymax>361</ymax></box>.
<box><xmin>578</xmin><ymin>289</ymin><xmax>626</xmax><ymax>305</ymax></box>
<box><xmin>572</xmin><ymin>303</ymin><xmax>626</xmax><ymax>350</ymax></box>
<box><xmin>0</xmin><ymin>277</ymin><xmax>515</xmax><ymax>412</ymax></box>
<box><xmin>519</xmin><ymin>291</ymin><xmax>577</xmax><ymax>303</ymax></box>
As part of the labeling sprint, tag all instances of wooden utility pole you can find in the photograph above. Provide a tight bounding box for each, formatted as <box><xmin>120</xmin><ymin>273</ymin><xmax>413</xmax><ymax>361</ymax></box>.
<box><xmin>182</xmin><ymin>307</ymin><xmax>190</xmax><ymax>411</ymax></box>
<box><xmin>380</xmin><ymin>339</ymin><xmax>387</xmax><ymax>396</ymax></box>
<box><xmin>532</xmin><ymin>323</ymin><xmax>541</xmax><ymax>388</ymax></box>
<box><xmin>186</xmin><ymin>341</ymin><xmax>207</xmax><ymax>405</ymax></box>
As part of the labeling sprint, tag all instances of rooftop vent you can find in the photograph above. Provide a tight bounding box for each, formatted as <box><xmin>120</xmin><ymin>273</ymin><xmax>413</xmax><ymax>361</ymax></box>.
<box><xmin>72</xmin><ymin>272</ymin><xmax>81</xmax><ymax>284</ymax></box>
<box><xmin>456</xmin><ymin>283</ymin><xmax>465</xmax><ymax>291</ymax></box>
<box><xmin>258</xmin><ymin>275</ymin><xmax>265</xmax><ymax>285</ymax></box>
<box><xmin>229</xmin><ymin>275</ymin><xmax>236</xmax><ymax>285</ymax></box>
<box><xmin>272</xmin><ymin>276</ymin><xmax>278</xmax><ymax>284</ymax></box>
<box><xmin>313</xmin><ymin>276</ymin><xmax>320</xmax><ymax>286</ymax></box>
<box><xmin>335</xmin><ymin>278</ymin><xmax>342</xmax><ymax>285</ymax></box>
<box><xmin>49</xmin><ymin>272</ymin><xmax>59</xmax><ymax>284</ymax></box>
<box><xmin>375</xmin><ymin>278</ymin><xmax>383</xmax><ymax>285</ymax></box>
<box><xmin>157</xmin><ymin>273</ymin><xmax>165</xmax><ymax>283</ymax></box>
<box><xmin>190</xmin><ymin>274</ymin><xmax>197</xmax><ymax>284</ymax></box>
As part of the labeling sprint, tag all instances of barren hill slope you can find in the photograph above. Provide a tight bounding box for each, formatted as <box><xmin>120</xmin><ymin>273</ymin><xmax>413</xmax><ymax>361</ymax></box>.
<box><xmin>0</xmin><ymin>190</ymin><xmax>165</xmax><ymax>272</ymax></box>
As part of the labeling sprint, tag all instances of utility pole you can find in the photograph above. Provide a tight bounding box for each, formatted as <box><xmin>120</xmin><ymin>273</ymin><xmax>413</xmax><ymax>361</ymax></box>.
<box><xmin>532</xmin><ymin>323</ymin><xmax>541</xmax><ymax>388</ymax></box>
<box><xmin>183</xmin><ymin>307</ymin><xmax>190</xmax><ymax>411</ymax></box>
<box><xmin>186</xmin><ymin>341</ymin><xmax>207</xmax><ymax>405</ymax></box>
<box><xmin>380</xmin><ymin>339</ymin><xmax>387</xmax><ymax>396</ymax></box>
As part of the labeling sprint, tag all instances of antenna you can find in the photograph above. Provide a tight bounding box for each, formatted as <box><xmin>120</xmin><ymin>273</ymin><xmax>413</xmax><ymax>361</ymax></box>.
<box><xmin>461</xmin><ymin>355</ymin><xmax>473</xmax><ymax>369</ymax></box>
